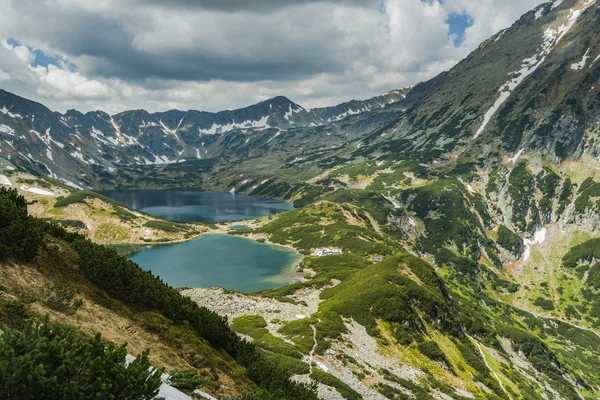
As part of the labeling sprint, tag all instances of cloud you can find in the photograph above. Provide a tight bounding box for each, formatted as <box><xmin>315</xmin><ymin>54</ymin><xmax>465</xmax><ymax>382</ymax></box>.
<box><xmin>132</xmin><ymin>0</ymin><xmax>379</xmax><ymax>12</ymax></box>
<box><xmin>0</xmin><ymin>0</ymin><xmax>546</xmax><ymax>113</ymax></box>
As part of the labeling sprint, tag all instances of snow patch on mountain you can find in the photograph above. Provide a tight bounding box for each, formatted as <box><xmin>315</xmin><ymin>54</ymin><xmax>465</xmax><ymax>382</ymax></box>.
<box><xmin>509</xmin><ymin>149</ymin><xmax>525</xmax><ymax>163</ymax></box>
<box><xmin>0</xmin><ymin>124</ymin><xmax>15</xmax><ymax>136</ymax></box>
<box><xmin>110</xmin><ymin>116</ymin><xmax>137</xmax><ymax>146</ymax></box>
<box><xmin>267</xmin><ymin>129</ymin><xmax>282</xmax><ymax>143</ymax></box>
<box><xmin>523</xmin><ymin>227</ymin><xmax>547</xmax><ymax>262</ymax></box>
<box><xmin>0</xmin><ymin>106</ymin><xmax>23</xmax><ymax>119</ymax></box>
<box><xmin>160</xmin><ymin>120</ymin><xmax>183</xmax><ymax>144</ymax></box>
<box><xmin>0</xmin><ymin>174</ymin><xmax>12</xmax><ymax>185</ymax></box>
<box><xmin>284</xmin><ymin>104</ymin><xmax>304</xmax><ymax>122</ymax></box>
<box><xmin>201</xmin><ymin>115</ymin><xmax>270</xmax><ymax>135</ymax></box>
<box><xmin>20</xmin><ymin>185</ymin><xmax>54</xmax><ymax>196</ymax></box>
<box><xmin>60</xmin><ymin>178</ymin><xmax>84</xmax><ymax>189</ymax></box>
<box><xmin>145</xmin><ymin>154</ymin><xmax>180</xmax><ymax>165</ymax></box>
<box><xmin>32</xmin><ymin>128</ymin><xmax>65</xmax><ymax>149</ymax></box>
<box><xmin>90</xmin><ymin>126</ymin><xmax>120</xmax><ymax>146</ymax></box>
<box><xmin>571</xmin><ymin>48</ymin><xmax>591</xmax><ymax>70</ymax></box>
<box><xmin>535</xmin><ymin>7</ymin><xmax>545</xmax><ymax>20</ymax></box>
<box><xmin>473</xmin><ymin>8</ymin><xmax>582</xmax><ymax>139</ymax></box>
<box><xmin>71</xmin><ymin>150</ymin><xmax>88</xmax><ymax>164</ymax></box>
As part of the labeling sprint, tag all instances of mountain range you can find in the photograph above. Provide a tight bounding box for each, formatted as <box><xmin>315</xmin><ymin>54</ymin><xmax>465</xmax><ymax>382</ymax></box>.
<box><xmin>1</xmin><ymin>0</ymin><xmax>600</xmax><ymax>399</ymax></box>
<box><xmin>0</xmin><ymin>85</ymin><xmax>415</xmax><ymax>189</ymax></box>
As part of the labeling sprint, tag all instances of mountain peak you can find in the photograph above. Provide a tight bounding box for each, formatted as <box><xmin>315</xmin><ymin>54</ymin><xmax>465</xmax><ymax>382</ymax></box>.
<box><xmin>258</xmin><ymin>95</ymin><xmax>302</xmax><ymax>109</ymax></box>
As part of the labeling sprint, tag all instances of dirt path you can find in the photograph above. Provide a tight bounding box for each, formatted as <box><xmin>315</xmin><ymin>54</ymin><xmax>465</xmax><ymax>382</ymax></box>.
<box><xmin>472</xmin><ymin>338</ymin><xmax>513</xmax><ymax>400</ymax></box>
<box><xmin>308</xmin><ymin>323</ymin><xmax>318</xmax><ymax>374</ymax></box>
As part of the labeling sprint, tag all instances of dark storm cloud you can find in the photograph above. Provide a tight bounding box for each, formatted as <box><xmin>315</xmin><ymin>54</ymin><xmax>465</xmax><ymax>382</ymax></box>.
<box><xmin>4</xmin><ymin>0</ymin><xmax>352</xmax><ymax>83</ymax></box>
<box><xmin>0</xmin><ymin>0</ymin><xmax>546</xmax><ymax>114</ymax></box>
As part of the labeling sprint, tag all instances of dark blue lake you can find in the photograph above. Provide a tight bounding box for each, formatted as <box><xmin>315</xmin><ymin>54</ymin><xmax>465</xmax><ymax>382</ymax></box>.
<box><xmin>98</xmin><ymin>190</ymin><xmax>293</xmax><ymax>223</ymax></box>
<box><xmin>128</xmin><ymin>235</ymin><xmax>301</xmax><ymax>292</ymax></box>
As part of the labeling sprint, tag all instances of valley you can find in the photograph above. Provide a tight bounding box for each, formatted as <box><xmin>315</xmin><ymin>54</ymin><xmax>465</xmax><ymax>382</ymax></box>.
<box><xmin>1</xmin><ymin>0</ymin><xmax>600</xmax><ymax>399</ymax></box>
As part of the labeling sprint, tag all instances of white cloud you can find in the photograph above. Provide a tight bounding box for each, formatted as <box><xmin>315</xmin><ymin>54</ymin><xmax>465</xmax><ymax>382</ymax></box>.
<box><xmin>0</xmin><ymin>0</ymin><xmax>545</xmax><ymax>113</ymax></box>
<box><xmin>444</xmin><ymin>0</ymin><xmax>546</xmax><ymax>49</ymax></box>
<box><xmin>1</xmin><ymin>40</ymin><xmax>112</xmax><ymax>102</ymax></box>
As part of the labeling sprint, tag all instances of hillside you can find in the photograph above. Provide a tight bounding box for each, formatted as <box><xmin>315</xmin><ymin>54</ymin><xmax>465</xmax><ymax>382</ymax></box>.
<box><xmin>183</xmin><ymin>160</ymin><xmax>600</xmax><ymax>399</ymax></box>
<box><xmin>169</xmin><ymin>1</ymin><xmax>600</xmax><ymax>398</ymax></box>
<box><xmin>0</xmin><ymin>187</ymin><xmax>318</xmax><ymax>399</ymax></box>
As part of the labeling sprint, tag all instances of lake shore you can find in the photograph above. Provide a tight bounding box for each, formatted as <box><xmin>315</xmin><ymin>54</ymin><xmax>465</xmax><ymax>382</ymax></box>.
<box><xmin>127</xmin><ymin>233</ymin><xmax>305</xmax><ymax>293</ymax></box>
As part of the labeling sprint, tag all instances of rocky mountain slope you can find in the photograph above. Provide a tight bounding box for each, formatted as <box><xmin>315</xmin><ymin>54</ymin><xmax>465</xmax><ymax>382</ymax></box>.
<box><xmin>0</xmin><ymin>84</ymin><xmax>418</xmax><ymax>190</ymax></box>
<box><xmin>311</xmin><ymin>87</ymin><xmax>414</xmax><ymax>123</ymax></box>
<box><xmin>355</xmin><ymin>0</ymin><xmax>599</xmax><ymax>164</ymax></box>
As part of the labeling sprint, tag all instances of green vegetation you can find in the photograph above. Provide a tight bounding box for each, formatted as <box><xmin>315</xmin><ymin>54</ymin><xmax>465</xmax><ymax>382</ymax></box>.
<box><xmin>0</xmin><ymin>319</ymin><xmax>162</xmax><ymax>400</ymax></box>
<box><xmin>562</xmin><ymin>238</ymin><xmax>600</xmax><ymax>268</ymax></box>
<box><xmin>257</xmin><ymin>201</ymin><xmax>396</xmax><ymax>256</ymax></box>
<box><xmin>319</xmin><ymin>255</ymin><xmax>458</xmax><ymax>344</ymax></box>
<box><xmin>533</xmin><ymin>297</ymin><xmax>555</xmax><ymax>311</ymax></box>
<box><xmin>231</xmin><ymin>316</ymin><xmax>304</xmax><ymax>359</ymax></box>
<box><xmin>329</xmin><ymin>160</ymin><xmax>380</xmax><ymax>180</ymax></box>
<box><xmin>417</xmin><ymin>340</ymin><xmax>449</xmax><ymax>365</ymax></box>
<box><xmin>0</xmin><ymin>188</ymin><xmax>45</xmax><ymax>261</ymax></box>
<box><xmin>310</xmin><ymin>369</ymin><xmax>361</xmax><ymax>400</ymax></box>
<box><xmin>586</xmin><ymin>263</ymin><xmax>600</xmax><ymax>290</ymax></box>
<box><xmin>143</xmin><ymin>220</ymin><xmax>189</xmax><ymax>233</ymax></box>
<box><xmin>114</xmin><ymin>207</ymin><xmax>137</xmax><ymax>221</ymax></box>
<box><xmin>557</xmin><ymin>178</ymin><xmax>573</xmax><ymax>216</ymax></box>
<box><xmin>399</xmin><ymin>178</ymin><xmax>490</xmax><ymax>271</ymax></box>
<box><xmin>167</xmin><ymin>369</ymin><xmax>204</xmax><ymax>392</ymax></box>
<box><xmin>497</xmin><ymin>324</ymin><xmax>581</xmax><ymax>400</ymax></box>
<box><xmin>0</xmin><ymin>189</ymin><xmax>318</xmax><ymax>400</ymax></box>
<box><xmin>42</xmin><ymin>282</ymin><xmax>83</xmax><ymax>313</ymax></box>
<box><xmin>496</xmin><ymin>225</ymin><xmax>523</xmax><ymax>256</ymax></box>
<box><xmin>507</xmin><ymin>162</ymin><xmax>535</xmax><ymax>232</ymax></box>
<box><xmin>53</xmin><ymin>190</ymin><xmax>118</xmax><ymax>208</ymax></box>
<box><xmin>53</xmin><ymin>219</ymin><xmax>87</xmax><ymax>229</ymax></box>
<box><xmin>257</xmin><ymin>254</ymin><xmax>371</xmax><ymax>302</ymax></box>
<box><xmin>5</xmin><ymin>149</ymin><xmax>600</xmax><ymax>398</ymax></box>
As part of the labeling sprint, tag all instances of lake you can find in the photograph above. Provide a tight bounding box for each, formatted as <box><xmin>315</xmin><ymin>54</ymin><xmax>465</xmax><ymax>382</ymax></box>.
<box><xmin>98</xmin><ymin>190</ymin><xmax>293</xmax><ymax>222</ymax></box>
<box><xmin>128</xmin><ymin>235</ymin><xmax>302</xmax><ymax>292</ymax></box>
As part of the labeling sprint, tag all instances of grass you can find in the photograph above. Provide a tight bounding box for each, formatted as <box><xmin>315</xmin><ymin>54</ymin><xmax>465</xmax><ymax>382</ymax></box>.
<box><xmin>95</xmin><ymin>223</ymin><xmax>130</xmax><ymax>242</ymax></box>
<box><xmin>257</xmin><ymin>201</ymin><xmax>397</xmax><ymax>256</ymax></box>
<box><xmin>0</xmin><ymin>238</ymin><xmax>254</xmax><ymax>397</ymax></box>
<box><xmin>143</xmin><ymin>220</ymin><xmax>190</xmax><ymax>233</ymax></box>
<box><xmin>230</xmin><ymin>316</ymin><xmax>305</xmax><ymax>359</ymax></box>
<box><xmin>318</xmin><ymin>254</ymin><xmax>458</xmax><ymax>344</ymax></box>
<box><xmin>53</xmin><ymin>190</ymin><xmax>122</xmax><ymax>208</ymax></box>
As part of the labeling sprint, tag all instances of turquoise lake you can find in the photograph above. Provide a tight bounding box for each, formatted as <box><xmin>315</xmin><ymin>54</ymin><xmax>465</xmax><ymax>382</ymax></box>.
<box><xmin>128</xmin><ymin>234</ymin><xmax>301</xmax><ymax>292</ymax></box>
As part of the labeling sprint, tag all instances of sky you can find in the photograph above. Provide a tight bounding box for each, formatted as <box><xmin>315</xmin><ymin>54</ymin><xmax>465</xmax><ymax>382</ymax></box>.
<box><xmin>0</xmin><ymin>0</ymin><xmax>546</xmax><ymax>114</ymax></box>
